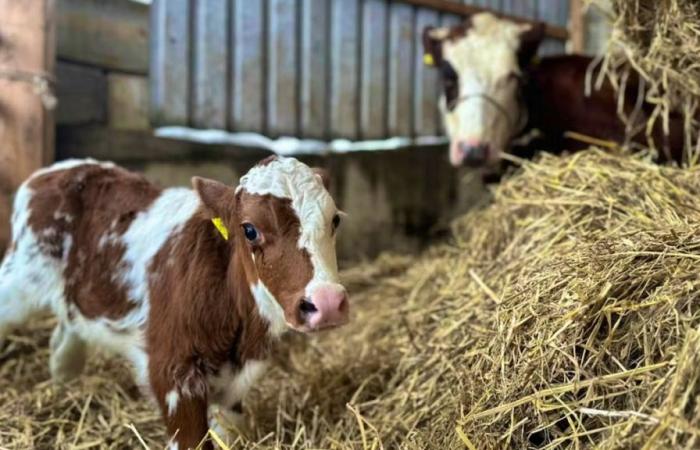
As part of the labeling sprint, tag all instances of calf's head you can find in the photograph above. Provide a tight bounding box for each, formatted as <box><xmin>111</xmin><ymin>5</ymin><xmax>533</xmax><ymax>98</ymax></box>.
<box><xmin>193</xmin><ymin>156</ymin><xmax>348</xmax><ymax>334</ymax></box>
<box><xmin>423</xmin><ymin>13</ymin><xmax>545</xmax><ymax>167</ymax></box>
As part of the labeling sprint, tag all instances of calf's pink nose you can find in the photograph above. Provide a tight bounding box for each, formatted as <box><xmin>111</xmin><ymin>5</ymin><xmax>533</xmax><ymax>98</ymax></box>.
<box><xmin>306</xmin><ymin>284</ymin><xmax>349</xmax><ymax>330</ymax></box>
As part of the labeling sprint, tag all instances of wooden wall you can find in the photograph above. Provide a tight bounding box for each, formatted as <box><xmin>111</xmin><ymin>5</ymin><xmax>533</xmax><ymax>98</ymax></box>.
<box><xmin>0</xmin><ymin>0</ymin><xmax>56</xmax><ymax>255</ymax></box>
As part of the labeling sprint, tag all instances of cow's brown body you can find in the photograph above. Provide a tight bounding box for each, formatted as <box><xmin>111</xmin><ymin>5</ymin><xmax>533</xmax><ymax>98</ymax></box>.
<box><xmin>516</xmin><ymin>54</ymin><xmax>685</xmax><ymax>164</ymax></box>
<box><xmin>0</xmin><ymin>157</ymin><xmax>349</xmax><ymax>449</ymax></box>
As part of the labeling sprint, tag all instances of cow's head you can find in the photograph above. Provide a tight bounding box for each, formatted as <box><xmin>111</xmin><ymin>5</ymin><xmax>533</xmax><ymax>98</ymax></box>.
<box><xmin>423</xmin><ymin>13</ymin><xmax>545</xmax><ymax>167</ymax></box>
<box><xmin>193</xmin><ymin>156</ymin><xmax>348</xmax><ymax>335</ymax></box>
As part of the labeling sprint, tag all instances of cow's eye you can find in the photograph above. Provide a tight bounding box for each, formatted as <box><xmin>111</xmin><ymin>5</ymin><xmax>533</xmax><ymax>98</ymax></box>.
<box><xmin>242</xmin><ymin>223</ymin><xmax>259</xmax><ymax>242</ymax></box>
<box><xmin>440</xmin><ymin>62</ymin><xmax>460</xmax><ymax>107</ymax></box>
<box><xmin>332</xmin><ymin>213</ymin><xmax>341</xmax><ymax>231</ymax></box>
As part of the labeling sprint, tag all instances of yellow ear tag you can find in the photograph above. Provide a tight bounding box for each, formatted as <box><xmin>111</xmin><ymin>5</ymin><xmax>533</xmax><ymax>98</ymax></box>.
<box><xmin>211</xmin><ymin>217</ymin><xmax>229</xmax><ymax>241</ymax></box>
<box><xmin>423</xmin><ymin>54</ymin><xmax>434</xmax><ymax>66</ymax></box>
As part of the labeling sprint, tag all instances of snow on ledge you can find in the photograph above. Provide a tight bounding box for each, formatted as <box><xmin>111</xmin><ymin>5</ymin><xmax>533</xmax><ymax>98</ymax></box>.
<box><xmin>155</xmin><ymin>127</ymin><xmax>448</xmax><ymax>156</ymax></box>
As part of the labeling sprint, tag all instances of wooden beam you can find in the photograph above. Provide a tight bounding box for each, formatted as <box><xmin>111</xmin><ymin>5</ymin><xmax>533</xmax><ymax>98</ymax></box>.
<box><xmin>57</xmin><ymin>0</ymin><xmax>149</xmax><ymax>74</ymax></box>
<box><xmin>0</xmin><ymin>0</ymin><xmax>56</xmax><ymax>255</ymax></box>
<box><xmin>56</xmin><ymin>61</ymin><xmax>107</xmax><ymax>125</ymax></box>
<box><xmin>394</xmin><ymin>0</ymin><xmax>570</xmax><ymax>40</ymax></box>
<box><xmin>568</xmin><ymin>0</ymin><xmax>585</xmax><ymax>53</ymax></box>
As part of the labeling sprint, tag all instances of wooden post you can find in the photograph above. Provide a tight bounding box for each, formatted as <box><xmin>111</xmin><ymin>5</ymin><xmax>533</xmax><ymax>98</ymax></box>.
<box><xmin>569</xmin><ymin>0</ymin><xmax>585</xmax><ymax>53</ymax></box>
<box><xmin>0</xmin><ymin>0</ymin><xmax>56</xmax><ymax>255</ymax></box>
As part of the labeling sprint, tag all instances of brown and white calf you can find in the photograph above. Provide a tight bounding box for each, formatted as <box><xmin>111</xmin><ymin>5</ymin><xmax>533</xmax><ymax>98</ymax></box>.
<box><xmin>423</xmin><ymin>12</ymin><xmax>685</xmax><ymax>168</ymax></box>
<box><xmin>0</xmin><ymin>156</ymin><xmax>349</xmax><ymax>449</ymax></box>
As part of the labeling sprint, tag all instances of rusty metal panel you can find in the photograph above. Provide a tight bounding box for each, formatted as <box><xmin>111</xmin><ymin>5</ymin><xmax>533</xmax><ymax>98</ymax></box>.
<box><xmin>300</xmin><ymin>0</ymin><xmax>329</xmax><ymax>139</ymax></box>
<box><xmin>231</xmin><ymin>0</ymin><xmax>265</xmax><ymax>133</ymax></box>
<box><xmin>268</xmin><ymin>0</ymin><xmax>298</xmax><ymax>137</ymax></box>
<box><xmin>150</xmin><ymin>0</ymin><xmax>570</xmax><ymax>140</ymax></box>
<box><xmin>414</xmin><ymin>7</ymin><xmax>440</xmax><ymax>136</ymax></box>
<box><xmin>329</xmin><ymin>0</ymin><xmax>360</xmax><ymax>139</ymax></box>
<box><xmin>360</xmin><ymin>0</ymin><xmax>388</xmax><ymax>139</ymax></box>
<box><xmin>192</xmin><ymin>0</ymin><xmax>228</xmax><ymax>129</ymax></box>
<box><xmin>387</xmin><ymin>2</ymin><xmax>414</xmax><ymax>137</ymax></box>
<box><xmin>150</xmin><ymin>0</ymin><xmax>190</xmax><ymax>125</ymax></box>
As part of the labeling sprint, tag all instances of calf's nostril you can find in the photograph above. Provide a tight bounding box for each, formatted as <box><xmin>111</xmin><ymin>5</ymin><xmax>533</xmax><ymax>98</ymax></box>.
<box><xmin>338</xmin><ymin>297</ymin><xmax>348</xmax><ymax>313</ymax></box>
<box><xmin>299</xmin><ymin>299</ymin><xmax>317</xmax><ymax>314</ymax></box>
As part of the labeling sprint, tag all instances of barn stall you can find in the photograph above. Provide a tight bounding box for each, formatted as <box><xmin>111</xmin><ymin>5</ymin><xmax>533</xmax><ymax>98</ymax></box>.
<box><xmin>1</xmin><ymin>0</ymin><xmax>699</xmax><ymax>448</ymax></box>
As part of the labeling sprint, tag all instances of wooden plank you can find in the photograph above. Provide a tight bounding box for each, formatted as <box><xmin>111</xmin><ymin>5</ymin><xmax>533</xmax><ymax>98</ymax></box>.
<box><xmin>569</xmin><ymin>0</ymin><xmax>585</xmax><ymax>53</ymax></box>
<box><xmin>56</xmin><ymin>61</ymin><xmax>106</xmax><ymax>125</ymax></box>
<box><xmin>149</xmin><ymin>0</ymin><xmax>190</xmax><ymax>126</ymax></box>
<box><xmin>108</xmin><ymin>73</ymin><xmax>149</xmax><ymax>130</ymax></box>
<box><xmin>230</xmin><ymin>0</ymin><xmax>265</xmax><ymax>133</ymax></box>
<box><xmin>57</xmin><ymin>0</ymin><xmax>148</xmax><ymax>73</ymax></box>
<box><xmin>192</xmin><ymin>0</ymin><xmax>229</xmax><ymax>129</ymax></box>
<box><xmin>329</xmin><ymin>0</ymin><xmax>360</xmax><ymax>139</ymax></box>
<box><xmin>387</xmin><ymin>3</ymin><xmax>414</xmax><ymax>137</ymax></box>
<box><xmin>394</xmin><ymin>0</ymin><xmax>569</xmax><ymax>39</ymax></box>
<box><xmin>268</xmin><ymin>0</ymin><xmax>298</xmax><ymax>136</ymax></box>
<box><xmin>0</xmin><ymin>0</ymin><xmax>56</xmax><ymax>253</ymax></box>
<box><xmin>56</xmin><ymin>126</ymin><xmax>271</xmax><ymax>162</ymax></box>
<box><xmin>359</xmin><ymin>0</ymin><xmax>388</xmax><ymax>139</ymax></box>
<box><xmin>414</xmin><ymin>8</ymin><xmax>440</xmax><ymax>136</ymax></box>
<box><xmin>299</xmin><ymin>0</ymin><xmax>329</xmax><ymax>139</ymax></box>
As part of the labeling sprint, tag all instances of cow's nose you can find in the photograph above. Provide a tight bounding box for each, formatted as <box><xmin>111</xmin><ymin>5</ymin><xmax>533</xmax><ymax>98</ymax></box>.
<box><xmin>301</xmin><ymin>283</ymin><xmax>349</xmax><ymax>330</ymax></box>
<box><xmin>458</xmin><ymin>142</ymin><xmax>490</xmax><ymax>167</ymax></box>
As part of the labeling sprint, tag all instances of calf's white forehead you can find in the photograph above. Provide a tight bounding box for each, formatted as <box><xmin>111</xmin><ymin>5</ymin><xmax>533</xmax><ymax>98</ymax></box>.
<box><xmin>238</xmin><ymin>157</ymin><xmax>340</xmax><ymax>289</ymax></box>
<box><xmin>237</xmin><ymin>157</ymin><xmax>337</xmax><ymax>244</ymax></box>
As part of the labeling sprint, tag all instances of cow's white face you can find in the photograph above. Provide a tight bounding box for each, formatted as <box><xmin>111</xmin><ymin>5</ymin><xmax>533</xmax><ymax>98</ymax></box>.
<box><xmin>423</xmin><ymin>13</ymin><xmax>545</xmax><ymax>167</ymax></box>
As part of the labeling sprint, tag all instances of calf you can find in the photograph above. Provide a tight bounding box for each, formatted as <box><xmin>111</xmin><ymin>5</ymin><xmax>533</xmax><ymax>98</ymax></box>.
<box><xmin>0</xmin><ymin>156</ymin><xmax>349</xmax><ymax>449</ymax></box>
<box><xmin>422</xmin><ymin>12</ymin><xmax>685</xmax><ymax>169</ymax></box>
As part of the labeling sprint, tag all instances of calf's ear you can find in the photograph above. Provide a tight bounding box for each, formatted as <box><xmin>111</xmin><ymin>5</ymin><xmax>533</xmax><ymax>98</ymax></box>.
<box><xmin>518</xmin><ymin>22</ymin><xmax>546</xmax><ymax>67</ymax></box>
<box><xmin>192</xmin><ymin>177</ymin><xmax>236</xmax><ymax>217</ymax></box>
<box><xmin>312</xmin><ymin>167</ymin><xmax>331</xmax><ymax>190</ymax></box>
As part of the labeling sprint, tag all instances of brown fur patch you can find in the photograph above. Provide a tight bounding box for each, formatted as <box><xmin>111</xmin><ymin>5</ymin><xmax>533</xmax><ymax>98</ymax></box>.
<box><xmin>27</xmin><ymin>164</ymin><xmax>160</xmax><ymax>319</ymax></box>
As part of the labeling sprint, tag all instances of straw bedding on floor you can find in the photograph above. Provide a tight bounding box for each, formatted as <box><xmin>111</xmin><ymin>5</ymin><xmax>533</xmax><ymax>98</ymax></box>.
<box><xmin>2</xmin><ymin>149</ymin><xmax>700</xmax><ymax>449</ymax></box>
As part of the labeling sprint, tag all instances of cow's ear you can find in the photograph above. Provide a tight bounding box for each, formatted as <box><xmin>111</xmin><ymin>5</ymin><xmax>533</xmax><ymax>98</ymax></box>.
<box><xmin>518</xmin><ymin>22</ymin><xmax>546</xmax><ymax>67</ymax></box>
<box><xmin>192</xmin><ymin>176</ymin><xmax>236</xmax><ymax>217</ymax></box>
<box><xmin>312</xmin><ymin>167</ymin><xmax>331</xmax><ymax>190</ymax></box>
<box><xmin>422</xmin><ymin>26</ymin><xmax>445</xmax><ymax>67</ymax></box>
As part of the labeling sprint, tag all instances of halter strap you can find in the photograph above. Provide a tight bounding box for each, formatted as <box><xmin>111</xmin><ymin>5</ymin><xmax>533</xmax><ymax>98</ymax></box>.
<box><xmin>446</xmin><ymin>92</ymin><xmax>529</xmax><ymax>141</ymax></box>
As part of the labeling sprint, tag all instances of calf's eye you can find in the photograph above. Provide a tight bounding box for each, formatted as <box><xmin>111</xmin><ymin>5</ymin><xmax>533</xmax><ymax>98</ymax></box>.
<box><xmin>332</xmin><ymin>214</ymin><xmax>341</xmax><ymax>231</ymax></box>
<box><xmin>242</xmin><ymin>223</ymin><xmax>259</xmax><ymax>242</ymax></box>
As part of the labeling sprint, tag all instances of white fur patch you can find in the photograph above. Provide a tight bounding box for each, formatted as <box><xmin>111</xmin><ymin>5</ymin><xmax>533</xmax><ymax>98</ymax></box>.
<box><xmin>237</xmin><ymin>157</ymin><xmax>341</xmax><ymax>308</ymax></box>
<box><xmin>208</xmin><ymin>360</ymin><xmax>268</xmax><ymax>408</ymax></box>
<box><xmin>250</xmin><ymin>281</ymin><xmax>287</xmax><ymax>337</ymax></box>
<box><xmin>166</xmin><ymin>389</ymin><xmax>180</xmax><ymax>416</ymax></box>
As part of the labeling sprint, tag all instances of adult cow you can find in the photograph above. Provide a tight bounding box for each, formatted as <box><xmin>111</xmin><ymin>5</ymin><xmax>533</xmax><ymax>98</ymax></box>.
<box><xmin>422</xmin><ymin>12</ymin><xmax>685</xmax><ymax>168</ymax></box>
<box><xmin>0</xmin><ymin>156</ymin><xmax>349</xmax><ymax>449</ymax></box>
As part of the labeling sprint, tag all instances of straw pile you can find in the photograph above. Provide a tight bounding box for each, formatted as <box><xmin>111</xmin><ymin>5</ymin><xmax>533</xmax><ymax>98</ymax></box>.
<box><xmin>3</xmin><ymin>149</ymin><xmax>700</xmax><ymax>449</ymax></box>
<box><xmin>594</xmin><ymin>0</ymin><xmax>700</xmax><ymax>164</ymax></box>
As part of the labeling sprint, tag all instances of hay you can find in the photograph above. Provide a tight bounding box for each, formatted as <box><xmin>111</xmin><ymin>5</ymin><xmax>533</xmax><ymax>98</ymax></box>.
<box><xmin>592</xmin><ymin>0</ymin><xmax>700</xmax><ymax>164</ymax></box>
<box><xmin>3</xmin><ymin>149</ymin><xmax>700</xmax><ymax>448</ymax></box>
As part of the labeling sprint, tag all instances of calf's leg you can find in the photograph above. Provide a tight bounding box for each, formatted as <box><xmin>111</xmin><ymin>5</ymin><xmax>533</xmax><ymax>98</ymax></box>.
<box><xmin>0</xmin><ymin>252</ymin><xmax>42</xmax><ymax>344</ymax></box>
<box><xmin>49</xmin><ymin>322</ymin><xmax>87</xmax><ymax>382</ymax></box>
<box><xmin>151</xmin><ymin>367</ymin><xmax>212</xmax><ymax>450</ymax></box>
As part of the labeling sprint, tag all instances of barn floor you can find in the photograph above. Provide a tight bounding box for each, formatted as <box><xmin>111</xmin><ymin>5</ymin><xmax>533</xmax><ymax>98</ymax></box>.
<box><xmin>2</xmin><ymin>149</ymin><xmax>700</xmax><ymax>449</ymax></box>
